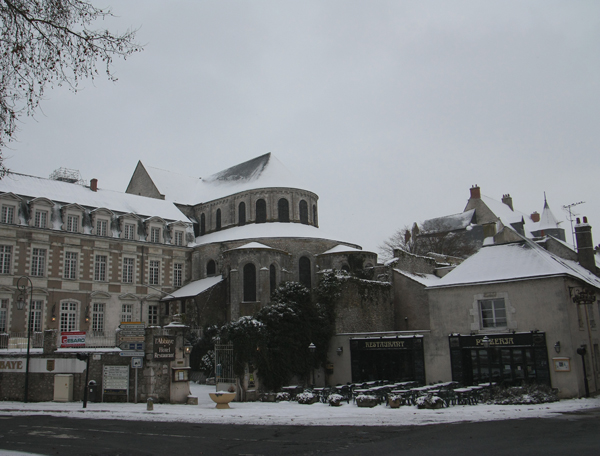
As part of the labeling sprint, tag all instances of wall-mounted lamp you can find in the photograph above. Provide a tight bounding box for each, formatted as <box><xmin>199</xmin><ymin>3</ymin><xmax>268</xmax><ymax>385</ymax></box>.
<box><xmin>85</xmin><ymin>304</ymin><xmax>90</xmax><ymax>323</ymax></box>
<box><xmin>184</xmin><ymin>345</ymin><xmax>192</xmax><ymax>355</ymax></box>
<box><xmin>554</xmin><ymin>341</ymin><xmax>561</xmax><ymax>354</ymax></box>
<box><xmin>51</xmin><ymin>304</ymin><xmax>56</xmax><ymax>322</ymax></box>
<box><xmin>336</xmin><ymin>346</ymin><xmax>343</xmax><ymax>356</ymax></box>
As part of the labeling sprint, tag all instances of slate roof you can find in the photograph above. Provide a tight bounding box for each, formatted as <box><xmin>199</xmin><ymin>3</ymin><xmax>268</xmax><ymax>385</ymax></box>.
<box><xmin>0</xmin><ymin>172</ymin><xmax>190</xmax><ymax>222</ymax></box>
<box><xmin>143</xmin><ymin>153</ymin><xmax>311</xmax><ymax>205</ymax></box>
<box><xmin>421</xmin><ymin>209</ymin><xmax>476</xmax><ymax>233</ymax></box>
<box><xmin>427</xmin><ymin>229</ymin><xmax>600</xmax><ymax>290</ymax></box>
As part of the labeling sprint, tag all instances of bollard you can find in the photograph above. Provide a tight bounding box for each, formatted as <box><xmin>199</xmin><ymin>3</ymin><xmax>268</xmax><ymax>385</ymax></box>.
<box><xmin>147</xmin><ymin>397</ymin><xmax>154</xmax><ymax>411</ymax></box>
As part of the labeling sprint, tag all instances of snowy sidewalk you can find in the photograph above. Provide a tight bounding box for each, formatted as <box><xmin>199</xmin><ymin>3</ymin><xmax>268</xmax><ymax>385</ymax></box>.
<box><xmin>0</xmin><ymin>384</ymin><xmax>598</xmax><ymax>427</ymax></box>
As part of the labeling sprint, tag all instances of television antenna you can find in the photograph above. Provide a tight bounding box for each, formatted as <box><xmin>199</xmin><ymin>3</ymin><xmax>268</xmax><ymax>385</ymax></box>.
<box><xmin>563</xmin><ymin>201</ymin><xmax>585</xmax><ymax>248</ymax></box>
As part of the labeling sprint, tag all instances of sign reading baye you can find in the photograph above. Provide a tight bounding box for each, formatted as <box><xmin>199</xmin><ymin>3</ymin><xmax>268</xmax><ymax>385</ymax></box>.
<box><xmin>0</xmin><ymin>359</ymin><xmax>25</xmax><ymax>372</ymax></box>
<box><xmin>153</xmin><ymin>336</ymin><xmax>176</xmax><ymax>359</ymax></box>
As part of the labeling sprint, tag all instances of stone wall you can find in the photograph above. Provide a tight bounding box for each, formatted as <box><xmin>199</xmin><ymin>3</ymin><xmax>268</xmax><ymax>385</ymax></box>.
<box><xmin>334</xmin><ymin>277</ymin><xmax>393</xmax><ymax>334</ymax></box>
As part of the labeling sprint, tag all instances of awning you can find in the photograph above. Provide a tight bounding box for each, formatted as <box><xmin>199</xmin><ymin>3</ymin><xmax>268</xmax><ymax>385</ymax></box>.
<box><xmin>161</xmin><ymin>276</ymin><xmax>223</xmax><ymax>301</ymax></box>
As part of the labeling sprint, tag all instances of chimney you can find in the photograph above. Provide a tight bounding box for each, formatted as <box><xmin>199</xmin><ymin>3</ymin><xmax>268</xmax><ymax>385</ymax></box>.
<box><xmin>530</xmin><ymin>211</ymin><xmax>540</xmax><ymax>223</ymax></box>
<box><xmin>469</xmin><ymin>185</ymin><xmax>480</xmax><ymax>200</ymax></box>
<box><xmin>90</xmin><ymin>178</ymin><xmax>98</xmax><ymax>192</ymax></box>
<box><xmin>501</xmin><ymin>194</ymin><xmax>513</xmax><ymax>211</ymax></box>
<box><xmin>575</xmin><ymin>216</ymin><xmax>596</xmax><ymax>274</ymax></box>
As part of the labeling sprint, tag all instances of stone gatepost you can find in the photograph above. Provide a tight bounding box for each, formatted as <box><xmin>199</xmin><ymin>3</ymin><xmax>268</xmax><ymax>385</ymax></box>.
<box><xmin>43</xmin><ymin>329</ymin><xmax>58</xmax><ymax>354</ymax></box>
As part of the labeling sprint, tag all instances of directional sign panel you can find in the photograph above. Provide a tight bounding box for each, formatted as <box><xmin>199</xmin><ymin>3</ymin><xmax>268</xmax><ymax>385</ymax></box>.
<box><xmin>119</xmin><ymin>350</ymin><xmax>145</xmax><ymax>357</ymax></box>
<box><xmin>119</xmin><ymin>342</ymin><xmax>145</xmax><ymax>351</ymax></box>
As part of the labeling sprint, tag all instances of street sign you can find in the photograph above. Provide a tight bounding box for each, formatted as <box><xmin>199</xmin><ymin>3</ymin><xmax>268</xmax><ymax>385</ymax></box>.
<box><xmin>131</xmin><ymin>357</ymin><xmax>143</xmax><ymax>368</ymax></box>
<box><xmin>118</xmin><ymin>336</ymin><xmax>145</xmax><ymax>342</ymax></box>
<box><xmin>119</xmin><ymin>342</ymin><xmax>145</xmax><ymax>351</ymax></box>
<box><xmin>103</xmin><ymin>365</ymin><xmax>129</xmax><ymax>390</ymax></box>
<box><xmin>119</xmin><ymin>350</ymin><xmax>145</xmax><ymax>357</ymax></box>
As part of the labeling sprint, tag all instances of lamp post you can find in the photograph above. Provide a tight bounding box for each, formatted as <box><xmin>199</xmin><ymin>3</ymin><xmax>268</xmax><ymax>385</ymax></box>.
<box><xmin>308</xmin><ymin>342</ymin><xmax>316</xmax><ymax>386</ymax></box>
<box><xmin>16</xmin><ymin>276</ymin><xmax>33</xmax><ymax>403</ymax></box>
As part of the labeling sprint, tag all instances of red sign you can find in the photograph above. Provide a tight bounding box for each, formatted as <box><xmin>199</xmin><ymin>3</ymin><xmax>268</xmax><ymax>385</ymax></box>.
<box><xmin>61</xmin><ymin>331</ymin><xmax>86</xmax><ymax>348</ymax></box>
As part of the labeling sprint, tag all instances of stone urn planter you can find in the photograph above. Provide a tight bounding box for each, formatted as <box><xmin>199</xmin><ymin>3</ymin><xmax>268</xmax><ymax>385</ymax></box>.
<box><xmin>209</xmin><ymin>391</ymin><xmax>236</xmax><ymax>409</ymax></box>
<box><xmin>388</xmin><ymin>395</ymin><xmax>402</xmax><ymax>408</ymax></box>
<box><xmin>327</xmin><ymin>394</ymin><xmax>343</xmax><ymax>407</ymax></box>
<box><xmin>356</xmin><ymin>394</ymin><xmax>378</xmax><ymax>408</ymax></box>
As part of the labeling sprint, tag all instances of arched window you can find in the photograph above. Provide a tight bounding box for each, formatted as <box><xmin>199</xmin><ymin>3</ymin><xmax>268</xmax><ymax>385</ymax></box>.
<box><xmin>256</xmin><ymin>199</ymin><xmax>266</xmax><ymax>224</ymax></box>
<box><xmin>299</xmin><ymin>256</ymin><xmax>311</xmax><ymax>288</ymax></box>
<box><xmin>299</xmin><ymin>200</ymin><xmax>308</xmax><ymax>225</ymax></box>
<box><xmin>270</xmin><ymin>264</ymin><xmax>277</xmax><ymax>296</ymax></box>
<box><xmin>278</xmin><ymin>198</ymin><xmax>289</xmax><ymax>223</ymax></box>
<box><xmin>243</xmin><ymin>263</ymin><xmax>257</xmax><ymax>302</ymax></box>
<box><xmin>207</xmin><ymin>260</ymin><xmax>216</xmax><ymax>276</ymax></box>
<box><xmin>238</xmin><ymin>202</ymin><xmax>246</xmax><ymax>226</ymax></box>
<box><xmin>312</xmin><ymin>205</ymin><xmax>318</xmax><ymax>226</ymax></box>
<box><xmin>216</xmin><ymin>209</ymin><xmax>221</xmax><ymax>231</ymax></box>
<box><xmin>200</xmin><ymin>213</ymin><xmax>206</xmax><ymax>235</ymax></box>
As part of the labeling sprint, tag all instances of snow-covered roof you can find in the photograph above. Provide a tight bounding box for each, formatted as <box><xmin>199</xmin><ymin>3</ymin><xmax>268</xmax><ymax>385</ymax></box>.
<box><xmin>532</xmin><ymin>199</ymin><xmax>562</xmax><ymax>231</ymax></box>
<box><xmin>161</xmin><ymin>276</ymin><xmax>224</xmax><ymax>300</ymax></box>
<box><xmin>421</xmin><ymin>209</ymin><xmax>476</xmax><ymax>233</ymax></box>
<box><xmin>394</xmin><ymin>269</ymin><xmax>441</xmax><ymax>287</ymax></box>
<box><xmin>144</xmin><ymin>153</ymin><xmax>312</xmax><ymax>205</ymax></box>
<box><xmin>428</xmin><ymin>233</ymin><xmax>600</xmax><ymax>289</ymax></box>
<box><xmin>318</xmin><ymin>244</ymin><xmax>366</xmax><ymax>255</ymax></box>
<box><xmin>0</xmin><ymin>173</ymin><xmax>189</xmax><ymax>222</ymax></box>
<box><xmin>480</xmin><ymin>195</ymin><xmax>527</xmax><ymax>226</ymax></box>
<box><xmin>192</xmin><ymin>222</ymin><xmax>361</xmax><ymax>249</ymax></box>
<box><xmin>230</xmin><ymin>242</ymin><xmax>275</xmax><ymax>250</ymax></box>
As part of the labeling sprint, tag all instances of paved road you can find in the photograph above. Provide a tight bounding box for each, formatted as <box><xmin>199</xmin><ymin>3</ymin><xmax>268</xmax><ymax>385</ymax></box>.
<box><xmin>0</xmin><ymin>409</ymin><xmax>598</xmax><ymax>456</ymax></box>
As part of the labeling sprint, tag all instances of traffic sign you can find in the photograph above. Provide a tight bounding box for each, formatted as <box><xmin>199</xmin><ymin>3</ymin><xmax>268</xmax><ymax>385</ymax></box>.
<box><xmin>119</xmin><ymin>350</ymin><xmax>145</xmax><ymax>357</ymax></box>
<box><xmin>119</xmin><ymin>342</ymin><xmax>145</xmax><ymax>351</ymax></box>
<box><xmin>131</xmin><ymin>357</ymin><xmax>143</xmax><ymax>368</ymax></box>
<box><xmin>119</xmin><ymin>336</ymin><xmax>145</xmax><ymax>342</ymax></box>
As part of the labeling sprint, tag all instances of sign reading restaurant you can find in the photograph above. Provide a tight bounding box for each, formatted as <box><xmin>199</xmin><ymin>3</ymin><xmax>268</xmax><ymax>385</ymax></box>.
<box><xmin>153</xmin><ymin>336</ymin><xmax>176</xmax><ymax>359</ymax></box>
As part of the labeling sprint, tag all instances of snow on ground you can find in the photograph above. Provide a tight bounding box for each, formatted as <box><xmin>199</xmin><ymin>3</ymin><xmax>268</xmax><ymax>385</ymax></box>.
<box><xmin>0</xmin><ymin>384</ymin><xmax>598</xmax><ymax>427</ymax></box>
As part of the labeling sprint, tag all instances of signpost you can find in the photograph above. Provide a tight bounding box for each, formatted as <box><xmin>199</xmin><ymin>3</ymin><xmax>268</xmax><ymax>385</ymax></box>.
<box><xmin>153</xmin><ymin>336</ymin><xmax>176</xmax><ymax>360</ymax></box>
<box><xmin>102</xmin><ymin>365</ymin><xmax>129</xmax><ymax>403</ymax></box>
<box><xmin>117</xmin><ymin>323</ymin><xmax>146</xmax><ymax>403</ymax></box>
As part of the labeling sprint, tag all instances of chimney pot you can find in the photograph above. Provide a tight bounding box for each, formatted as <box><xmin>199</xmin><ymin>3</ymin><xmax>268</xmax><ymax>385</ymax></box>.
<box><xmin>583</xmin><ymin>216</ymin><xmax>588</xmax><ymax>224</ymax></box>
<box><xmin>576</xmin><ymin>218</ymin><xmax>581</xmax><ymax>224</ymax></box>
<box><xmin>90</xmin><ymin>178</ymin><xmax>98</xmax><ymax>192</ymax></box>
<box><xmin>530</xmin><ymin>212</ymin><xmax>540</xmax><ymax>223</ymax></box>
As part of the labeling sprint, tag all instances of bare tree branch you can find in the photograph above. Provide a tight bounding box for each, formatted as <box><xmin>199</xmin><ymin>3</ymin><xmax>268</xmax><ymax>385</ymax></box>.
<box><xmin>0</xmin><ymin>0</ymin><xmax>143</xmax><ymax>175</ymax></box>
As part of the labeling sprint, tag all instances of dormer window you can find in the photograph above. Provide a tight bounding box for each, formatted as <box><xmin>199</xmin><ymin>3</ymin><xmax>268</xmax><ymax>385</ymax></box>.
<box><xmin>145</xmin><ymin>217</ymin><xmax>166</xmax><ymax>244</ymax></box>
<box><xmin>96</xmin><ymin>219</ymin><xmax>108</xmax><ymax>237</ymax></box>
<box><xmin>174</xmin><ymin>231</ymin><xmax>184</xmax><ymax>246</ymax></box>
<box><xmin>66</xmin><ymin>215</ymin><xmax>79</xmax><ymax>232</ymax></box>
<box><xmin>150</xmin><ymin>227</ymin><xmax>161</xmax><ymax>243</ymax></box>
<box><xmin>119</xmin><ymin>213</ymin><xmax>141</xmax><ymax>241</ymax></box>
<box><xmin>29</xmin><ymin>197</ymin><xmax>54</xmax><ymax>230</ymax></box>
<box><xmin>61</xmin><ymin>204</ymin><xmax>85</xmax><ymax>234</ymax></box>
<box><xmin>1</xmin><ymin>205</ymin><xmax>14</xmax><ymax>224</ymax></box>
<box><xmin>34</xmin><ymin>210</ymin><xmax>48</xmax><ymax>228</ymax></box>
<box><xmin>124</xmin><ymin>223</ymin><xmax>136</xmax><ymax>240</ymax></box>
<box><xmin>90</xmin><ymin>208</ymin><xmax>113</xmax><ymax>238</ymax></box>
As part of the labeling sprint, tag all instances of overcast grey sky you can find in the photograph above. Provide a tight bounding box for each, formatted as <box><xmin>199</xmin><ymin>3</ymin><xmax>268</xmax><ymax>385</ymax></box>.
<box><xmin>5</xmin><ymin>1</ymin><xmax>600</xmax><ymax>254</ymax></box>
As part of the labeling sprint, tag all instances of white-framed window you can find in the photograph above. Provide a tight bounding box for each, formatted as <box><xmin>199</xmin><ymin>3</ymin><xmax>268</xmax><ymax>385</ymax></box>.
<box><xmin>66</xmin><ymin>215</ymin><xmax>79</xmax><ymax>233</ymax></box>
<box><xmin>92</xmin><ymin>303</ymin><xmax>105</xmax><ymax>333</ymax></box>
<box><xmin>64</xmin><ymin>251</ymin><xmax>78</xmax><ymax>279</ymax></box>
<box><xmin>29</xmin><ymin>300</ymin><xmax>43</xmax><ymax>333</ymax></box>
<box><xmin>60</xmin><ymin>302</ymin><xmax>78</xmax><ymax>332</ymax></box>
<box><xmin>1</xmin><ymin>205</ymin><xmax>14</xmax><ymax>224</ymax></box>
<box><xmin>149</xmin><ymin>260</ymin><xmax>160</xmax><ymax>285</ymax></box>
<box><xmin>31</xmin><ymin>248</ymin><xmax>46</xmax><ymax>277</ymax></box>
<box><xmin>124</xmin><ymin>223</ymin><xmax>136</xmax><ymax>240</ymax></box>
<box><xmin>479</xmin><ymin>298</ymin><xmax>507</xmax><ymax>329</ymax></box>
<box><xmin>0</xmin><ymin>299</ymin><xmax>7</xmax><ymax>332</ymax></box>
<box><xmin>150</xmin><ymin>227</ymin><xmax>161</xmax><ymax>243</ymax></box>
<box><xmin>0</xmin><ymin>245</ymin><xmax>12</xmax><ymax>274</ymax></box>
<box><xmin>123</xmin><ymin>257</ymin><xmax>135</xmax><ymax>284</ymax></box>
<box><xmin>121</xmin><ymin>304</ymin><xmax>133</xmax><ymax>322</ymax></box>
<box><xmin>34</xmin><ymin>210</ymin><xmax>48</xmax><ymax>229</ymax></box>
<box><xmin>96</xmin><ymin>219</ymin><xmax>108</xmax><ymax>237</ymax></box>
<box><xmin>94</xmin><ymin>255</ymin><xmax>107</xmax><ymax>281</ymax></box>
<box><xmin>173</xmin><ymin>231</ymin><xmax>184</xmax><ymax>246</ymax></box>
<box><xmin>173</xmin><ymin>263</ymin><xmax>183</xmax><ymax>287</ymax></box>
<box><xmin>148</xmin><ymin>304</ymin><xmax>158</xmax><ymax>326</ymax></box>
